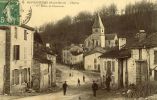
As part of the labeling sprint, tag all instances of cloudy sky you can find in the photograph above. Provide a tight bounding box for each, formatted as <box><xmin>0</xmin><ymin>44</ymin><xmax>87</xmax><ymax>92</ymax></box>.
<box><xmin>22</xmin><ymin>0</ymin><xmax>156</xmax><ymax>27</ymax></box>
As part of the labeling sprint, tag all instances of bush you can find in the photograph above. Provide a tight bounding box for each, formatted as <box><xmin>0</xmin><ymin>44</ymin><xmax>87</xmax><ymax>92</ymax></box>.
<box><xmin>127</xmin><ymin>81</ymin><xmax>157</xmax><ymax>98</ymax></box>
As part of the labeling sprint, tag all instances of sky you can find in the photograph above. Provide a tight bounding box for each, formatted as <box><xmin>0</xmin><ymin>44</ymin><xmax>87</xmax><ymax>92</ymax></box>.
<box><xmin>21</xmin><ymin>0</ymin><xmax>156</xmax><ymax>27</ymax></box>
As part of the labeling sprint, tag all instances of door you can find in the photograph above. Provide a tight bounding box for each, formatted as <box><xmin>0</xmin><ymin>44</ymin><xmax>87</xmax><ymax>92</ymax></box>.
<box><xmin>106</xmin><ymin>61</ymin><xmax>111</xmax><ymax>76</ymax></box>
<box><xmin>154</xmin><ymin>70</ymin><xmax>157</xmax><ymax>81</ymax></box>
<box><xmin>136</xmin><ymin>61</ymin><xmax>148</xmax><ymax>84</ymax></box>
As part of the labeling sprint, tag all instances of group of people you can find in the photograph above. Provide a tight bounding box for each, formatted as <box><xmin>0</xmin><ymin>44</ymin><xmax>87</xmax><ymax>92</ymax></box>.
<box><xmin>62</xmin><ymin>75</ymin><xmax>112</xmax><ymax>97</ymax></box>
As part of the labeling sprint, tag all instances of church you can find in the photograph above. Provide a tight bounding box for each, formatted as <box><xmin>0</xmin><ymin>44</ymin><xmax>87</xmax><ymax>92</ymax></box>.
<box><xmin>84</xmin><ymin>13</ymin><xmax>118</xmax><ymax>52</ymax></box>
<box><xmin>84</xmin><ymin>13</ymin><xmax>118</xmax><ymax>71</ymax></box>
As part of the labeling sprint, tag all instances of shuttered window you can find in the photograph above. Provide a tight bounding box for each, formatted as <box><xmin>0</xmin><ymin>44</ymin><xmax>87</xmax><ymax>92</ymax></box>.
<box><xmin>14</xmin><ymin>27</ymin><xmax>17</xmax><ymax>39</ymax></box>
<box><xmin>112</xmin><ymin>61</ymin><xmax>115</xmax><ymax>72</ymax></box>
<box><xmin>21</xmin><ymin>68</ymin><xmax>27</xmax><ymax>83</ymax></box>
<box><xmin>12</xmin><ymin>70</ymin><xmax>15</xmax><ymax>85</ymax></box>
<box><xmin>13</xmin><ymin>45</ymin><xmax>20</xmax><ymax>60</ymax></box>
<box><xmin>24</xmin><ymin>30</ymin><xmax>27</xmax><ymax>40</ymax></box>
<box><xmin>14</xmin><ymin>69</ymin><xmax>19</xmax><ymax>85</ymax></box>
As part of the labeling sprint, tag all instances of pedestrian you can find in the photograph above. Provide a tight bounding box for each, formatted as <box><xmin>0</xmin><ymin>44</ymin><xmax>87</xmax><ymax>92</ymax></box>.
<box><xmin>83</xmin><ymin>75</ymin><xmax>85</xmax><ymax>82</ymax></box>
<box><xmin>69</xmin><ymin>73</ymin><xmax>71</xmax><ymax>77</ymax></box>
<box><xmin>92</xmin><ymin>81</ymin><xmax>98</xmax><ymax>97</ymax></box>
<box><xmin>106</xmin><ymin>75</ymin><xmax>111</xmax><ymax>91</ymax></box>
<box><xmin>62</xmin><ymin>81</ymin><xmax>68</xmax><ymax>95</ymax></box>
<box><xmin>77</xmin><ymin>78</ymin><xmax>80</xmax><ymax>86</ymax></box>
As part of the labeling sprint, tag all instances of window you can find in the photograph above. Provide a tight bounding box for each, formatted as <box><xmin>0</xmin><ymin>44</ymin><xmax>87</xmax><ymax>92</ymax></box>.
<box><xmin>139</xmin><ymin>49</ymin><xmax>142</xmax><ymax>60</ymax></box>
<box><xmin>14</xmin><ymin>27</ymin><xmax>17</xmax><ymax>39</ymax></box>
<box><xmin>154</xmin><ymin>51</ymin><xmax>157</xmax><ymax>64</ymax></box>
<box><xmin>112</xmin><ymin>61</ymin><xmax>115</xmax><ymax>72</ymax></box>
<box><xmin>13</xmin><ymin>45</ymin><xmax>20</xmax><ymax>60</ymax></box>
<box><xmin>96</xmin><ymin>41</ymin><xmax>99</xmax><ymax>46</ymax></box>
<box><xmin>21</xmin><ymin>68</ymin><xmax>27</xmax><ymax>83</ymax></box>
<box><xmin>102</xmin><ymin>29</ymin><xmax>103</xmax><ymax>32</ymax></box>
<box><xmin>94</xmin><ymin>64</ymin><xmax>97</xmax><ymax>70</ymax></box>
<box><xmin>95</xmin><ymin>29</ymin><xmax>98</xmax><ymax>32</ymax></box>
<box><xmin>12</xmin><ymin>69</ymin><xmax>19</xmax><ymax>85</ymax></box>
<box><xmin>107</xmin><ymin>61</ymin><xmax>111</xmax><ymax>75</ymax></box>
<box><xmin>24</xmin><ymin>30</ymin><xmax>27</xmax><ymax>40</ymax></box>
<box><xmin>104</xmin><ymin>61</ymin><xmax>106</xmax><ymax>70</ymax></box>
<box><xmin>94</xmin><ymin>59</ymin><xmax>97</xmax><ymax>63</ymax></box>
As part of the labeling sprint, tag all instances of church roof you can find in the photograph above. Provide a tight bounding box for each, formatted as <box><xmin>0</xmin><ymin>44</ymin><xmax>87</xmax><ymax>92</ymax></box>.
<box><xmin>105</xmin><ymin>34</ymin><xmax>117</xmax><ymax>40</ymax></box>
<box><xmin>92</xmin><ymin>13</ymin><xmax>104</xmax><ymax>29</ymax></box>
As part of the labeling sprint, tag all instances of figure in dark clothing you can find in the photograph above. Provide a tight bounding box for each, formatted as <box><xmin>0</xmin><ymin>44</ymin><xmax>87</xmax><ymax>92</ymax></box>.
<box><xmin>83</xmin><ymin>75</ymin><xmax>85</xmax><ymax>82</ymax></box>
<box><xmin>106</xmin><ymin>76</ymin><xmax>111</xmax><ymax>91</ymax></box>
<box><xmin>92</xmin><ymin>81</ymin><xmax>98</xmax><ymax>97</ymax></box>
<box><xmin>69</xmin><ymin>73</ymin><xmax>71</xmax><ymax>77</ymax></box>
<box><xmin>62</xmin><ymin>81</ymin><xmax>68</xmax><ymax>95</ymax></box>
<box><xmin>77</xmin><ymin>78</ymin><xmax>80</xmax><ymax>86</ymax></box>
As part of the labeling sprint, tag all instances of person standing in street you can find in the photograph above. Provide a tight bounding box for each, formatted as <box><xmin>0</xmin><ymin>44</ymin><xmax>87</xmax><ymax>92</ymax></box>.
<box><xmin>106</xmin><ymin>75</ymin><xmax>111</xmax><ymax>91</ymax></box>
<box><xmin>92</xmin><ymin>81</ymin><xmax>98</xmax><ymax>97</ymax></box>
<box><xmin>63</xmin><ymin>81</ymin><xmax>68</xmax><ymax>95</ymax></box>
<box><xmin>77</xmin><ymin>78</ymin><xmax>81</xmax><ymax>86</ymax></box>
<box><xmin>83</xmin><ymin>75</ymin><xmax>85</xmax><ymax>82</ymax></box>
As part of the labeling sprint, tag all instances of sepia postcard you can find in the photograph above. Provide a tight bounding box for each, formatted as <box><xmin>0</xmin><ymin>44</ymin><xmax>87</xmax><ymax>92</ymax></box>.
<box><xmin>0</xmin><ymin>0</ymin><xmax>157</xmax><ymax>100</ymax></box>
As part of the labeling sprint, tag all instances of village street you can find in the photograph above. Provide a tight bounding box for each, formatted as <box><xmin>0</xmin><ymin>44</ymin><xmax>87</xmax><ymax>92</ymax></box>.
<box><xmin>1</xmin><ymin>64</ymin><xmax>157</xmax><ymax>100</ymax></box>
<box><xmin>0</xmin><ymin>64</ymin><xmax>124</xmax><ymax>100</ymax></box>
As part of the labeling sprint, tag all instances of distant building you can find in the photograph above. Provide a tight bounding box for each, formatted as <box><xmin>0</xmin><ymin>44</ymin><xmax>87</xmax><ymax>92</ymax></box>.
<box><xmin>62</xmin><ymin>44</ymin><xmax>83</xmax><ymax>67</ymax></box>
<box><xmin>0</xmin><ymin>25</ymin><xmax>34</xmax><ymax>94</ymax></box>
<box><xmin>32</xmin><ymin>31</ymin><xmax>56</xmax><ymax>92</ymax></box>
<box><xmin>84</xmin><ymin>47</ymin><xmax>106</xmax><ymax>71</ymax></box>
<box><xmin>83</xmin><ymin>13</ymin><xmax>119</xmax><ymax>72</ymax></box>
<box><xmin>84</xmin><ymin>13</ymin><xmax>118</xmax><ymax>52</ymax></box>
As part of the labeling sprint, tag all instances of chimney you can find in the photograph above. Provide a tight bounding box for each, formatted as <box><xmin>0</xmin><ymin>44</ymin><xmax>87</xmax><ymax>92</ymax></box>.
<box><xmin>46</xmin><ymin>43</ymin><xmax>50</xmax><ymax>48</ymax></box>
<box><xmin>79</xmin><ymin>44</ymin><xmax>83</xmax><ymax>48</ymax></box>
<box><xmin>118</xmin><ymin>38</ymin><xmax>126</xmax><ymax>50</ymax></box>
<box><xmin>136</xmin><ymin>30</ymin><xmax>146</xmax><ymax>42</ymax></box>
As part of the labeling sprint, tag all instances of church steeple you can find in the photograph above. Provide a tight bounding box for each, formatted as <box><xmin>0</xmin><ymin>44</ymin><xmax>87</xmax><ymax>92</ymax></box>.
<box><xmin>92</xmin><ymin>13</ymin><xmax>104</xmax><ymax>34</ymax></box>
<box><xmin>92</xmin><ymin>13</ymin><xmax>104</xmax><ymax>29</ymax></box>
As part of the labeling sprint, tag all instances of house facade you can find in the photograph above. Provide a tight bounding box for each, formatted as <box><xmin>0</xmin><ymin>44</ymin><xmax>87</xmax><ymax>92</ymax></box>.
<box><xmin>84</xmin><ymin>47</ymin><xmax>106</xmax><ymax>71</ymax></box>
<box><xmin>62</xmin><ymin>44</ymin><xmax>83</xmax><ymax>66</ymax></box>
<box><xmin>0</xmin><ymin>25</ymin><xmax>34</xmax><ymax>94</ymax></box>
<box><xmin>100</xmin><ymin>31</ymin><xmax>157</xmax><ymax>89</ymax></box>
<box><xmin>32</xmin><ymin>32</ymin><xmax>56</xmax><ymax>92</ymax></box>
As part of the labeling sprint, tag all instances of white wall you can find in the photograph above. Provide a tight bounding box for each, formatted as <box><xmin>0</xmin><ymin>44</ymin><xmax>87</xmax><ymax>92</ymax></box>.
<box><xmin>9</xmin><ymin>26</ymin><xmax>34</xmax><ymax>93</ymax></box>
<box><xmin>0</xmin><ymin>29</ymin><xmax>6</xmax><ymax>93</ymax></box>
<box><xmin>100</xmin><ymin>58</ymin><xmax>118</xmax><ymax>88</ymax></box>
<box><xmin>84</xmin><ymin>52</ymin><xmax>102</xmax><ymax>71</ymax></box>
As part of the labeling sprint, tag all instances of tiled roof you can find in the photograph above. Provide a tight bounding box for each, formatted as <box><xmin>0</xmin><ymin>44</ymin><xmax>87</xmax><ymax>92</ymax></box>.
<box><xmin>99</xmin><ymin>47</ymin><xmax>131</xmax><ymax>59</ymax></box>
<box><xmin>84</xmin><ymin>47</ymin><xmax>106</xmax><ymax>56</ymax></box>
<box><xmin>71</xmin><ymin>51</ymin><xmax>83</xmax><ymax>56</ymax></box>
<box><xmin>21</xmin><ymin>24</ymin><xmax>35</xmax><ymax>31</ymax></box>
<box><xmin>92</xmin><ymin>13</ymin><xmax>104</xmax><ymax>28</ymax></box>
<box><xmin>105</xmin><ymin>34</ymin><xmax>117</xmax><ymax>40</ymax></box>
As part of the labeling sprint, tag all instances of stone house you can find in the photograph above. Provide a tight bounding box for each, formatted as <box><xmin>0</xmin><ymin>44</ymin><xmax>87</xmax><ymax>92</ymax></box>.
<box><xmin>0</xmin><ymin>25</ymin><xmax>34</xmax><ymax>94</ymax></box>
<box><xmin>105</xmin><ymin>34</ymin><xmax>118</xmax><ymax>48</ymax></box>
<box><xmin>32</xmin><ymin>31</ymin><xmax>56</xmax><ymax>92</ymax></box>
<box><xmin>84</xmin><ymin>47</ymin><xmax>106</xmax><ymax>71</ymax></box>
<box><xmin>99</xmin><ymin>31</ymin><xmax>157</xmax><ymax>89</ymax></box>
<box><xmin>62</xmin><ymin>44</ymin><xmax>83</xmax><ymax>67</ymax></box>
